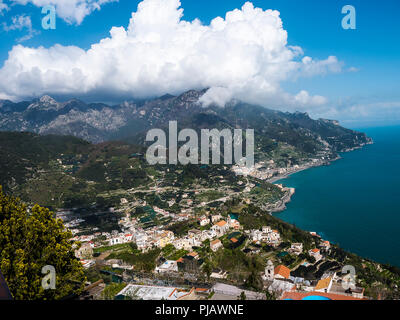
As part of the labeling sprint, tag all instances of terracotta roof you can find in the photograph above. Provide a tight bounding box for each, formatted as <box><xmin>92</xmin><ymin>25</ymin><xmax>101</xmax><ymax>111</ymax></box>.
<box><xmin>230</xmin><ymin>237</ymin><xmax>238</xmax><ymax>243</ymax></box>
<box><xmin>274</xmin><ymin>265</ymin><xmax>291</xmax><ymax>279</ymax></box>
<box><xmin>188</xmin><ymin>252</ymin><xmax>198</xmax><ymax>257</ymax></box>
<box><xmin>311</xmin><ymin>248</ymin><xmax>320</xmax><ymax>253</ymax></box>
<box><xmin>176</xmin><ymin>258</ymin><xmax>184</xmax><ymax>263</ymax></box>
<box><xmin>315</xmin><ymin>277</ymin><xmax>332</xmax><ymax>290</ymax></box>
<box><xmin>211</xmin><ymin>239</ymin><xmax>221</xmax><ymax>246</ymax></box>
<box><xmin>216</xmin><ymin>220</ymin><xmax>227</xmax><ymax>227</ymax></box>
<box><xmin>281</xmin><ymin>291</ymin><xmax>366</xmax><ymax>301</ymax></box>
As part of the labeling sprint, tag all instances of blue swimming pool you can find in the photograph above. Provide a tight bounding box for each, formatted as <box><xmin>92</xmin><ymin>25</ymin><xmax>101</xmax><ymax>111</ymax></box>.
<box><xmin>302</xmin><ymin>295</ymin><xmax>331</xmax><ymax>300</ymax></box>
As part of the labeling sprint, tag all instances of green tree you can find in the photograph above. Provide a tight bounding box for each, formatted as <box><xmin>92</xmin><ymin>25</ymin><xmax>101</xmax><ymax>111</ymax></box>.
<box><xmin>238</xmin><ymin>291</ymin><xmax>247</xmax><ymax>300</ymax></box>
<box><xmin>245</xmin><ymin>270</ymin><xmax>263</xmax><ymax>291</ymax></box>
<box><xmin>102</xmin><ymin>283</ymin><xmax>127</xmax><ymax>300</ymax></box>
<box><xmin>0</xmin><ymin>186</ymin><xmax>86</xmax><ymax>300</ymax></box>
<box><xmin>265</xmin><ymin>290</ymin><xmax>277</xmax><ymax>300</ymax></box>
<box><xmin>203</xmin><ymin>260</ymin><xmax>212</xmax><ymax>281</ymax></box>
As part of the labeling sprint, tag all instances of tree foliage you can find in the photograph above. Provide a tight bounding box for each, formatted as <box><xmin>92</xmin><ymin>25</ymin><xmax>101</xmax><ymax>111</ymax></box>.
<box><xmin>102</xmin><ymin>283</ymin><xmax>127</xmax><ymax>300</ymax></box>
<box><xmin>0</xmin><ymin>186</ymin><xmax>86</xmax><ymax>300</ymax></box>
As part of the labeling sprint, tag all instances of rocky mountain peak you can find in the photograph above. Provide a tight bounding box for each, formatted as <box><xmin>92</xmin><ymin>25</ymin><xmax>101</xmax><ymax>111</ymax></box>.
<box><xmin>28</xmin><ymin>95</ymin><xmax>62</xmax><ymax>111</ymax></box>
<box><xmin>39</xmin><ymin>95</ymin><xmax>57</xmax><ymax>104</ymax></box>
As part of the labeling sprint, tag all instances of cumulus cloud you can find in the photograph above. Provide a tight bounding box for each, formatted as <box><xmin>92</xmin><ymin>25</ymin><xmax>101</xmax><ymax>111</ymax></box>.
<box><xmin>10</xmin><ymin>0</ymin><xmax>118</xmax><ymax>25</ymax></box>
<box><xmin>294</xmin><ymin>90</ymin><xmax>327</xmax><ymax>107</ymax></box>
<box><xmin>0</xmin><ymin>0</ymin><xmax>344</xmax><ymax>111</ymax></box>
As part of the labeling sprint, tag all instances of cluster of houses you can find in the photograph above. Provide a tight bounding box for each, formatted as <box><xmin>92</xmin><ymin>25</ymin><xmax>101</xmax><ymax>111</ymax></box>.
<box><xmin>262</xmin><ymin>259</ymin><xmax>365</xmax><ymax>300</ymax></box>
<box><xmin>257</xmin><ymin>235</ymin><xmax>367</xmax><ymax>300</ymax></box>
<box><xmin>115</xmin><ymin>253</ymin><xmax>366</xmax><ymax>300</ymax></box>
<box><xmin>106</xmin><ymin>228</ymin><xmax>176</xmax><ymax>251</ymax></box>
<box><xmin>72</xmin><ymin>209</ymin><xmax>243</xmax><ymax>259</ymax></box>
<box><xmin>246</xmin><ymin>226</ymin><xmax>281</xmax><ymax>246</ymax></box>
<box><xmin>288</xmin><ymin>237</ymin><xmax>331</xmax><ymax>262</ymax></box>
<box><xmin>71</xmin><ymin>197</ymin><xmax>367</xmax><ymax>301</ymax></box>
<box><xmin>151</xmin><ymin>215</ymin><xmax>242</xmax><ymax>272</ymax></box>
<box><xmin>232</xmin><ymin>161</ymin><xmax>301</xmax><ymax>180</ymax></box>
<box><xmin>70</xmin><ymin>195</ymin><xmax>352</xmax><ymax>300</ymax></box>
<box><xmin>166</xmin><ymin>214</ymin><xmax>240</xmax><ymax>252</ymax></box>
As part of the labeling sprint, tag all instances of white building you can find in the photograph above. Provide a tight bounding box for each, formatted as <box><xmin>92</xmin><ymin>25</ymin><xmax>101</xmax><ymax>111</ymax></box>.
<box><xmin>262</xmin><ymin>260</ymin><xmax>275</xmax><ymax>281</ymax></box>
<box><xmin>309</xmin><ymin>248</ymin><xmax>323</xmax><ymax>262</ymax></box>
<box><xmin>289</xmin><ymin>243</ymin><xmax>303</xmax><ymax>255</ymax></box>
<box><xmin>315</xmin><ymin>277</ymin><xmax>333</xmax><ymax>293</ymax></box>
<box><xmin>262</xmin><ymin>226</ymin><xmax>272</xmax><ymax>234</ymax></box>
<box><xmin>268</xmin><ymin>279</ymin><xmax>296</xmax><ymax>295</ymax></box>
<box><xmin>155</xmin><ymin>260</ymin><xmax>178</xmax><ymax>273</ymax></box>
<box><xmin>135</xmin><ymin>233</ymin><xmax>149</xmax><ymax>251</ymax></box>
<box><xmin>212</xmin><ymin>283</ymin><xmax>265</xmax><ymax>300</ymax></box>
<box><xmin>211</xmin><ymin>214</ymin><xmax>222</xmax><ymax>223</ymax></box>
<box><xmin>199</xmin><ymin>215</ymin><xmax>209</xmax><ymax>226</ymax></box>
<box><xmin>320</xmin><ymin>240</ymin><xmax>331</xmax><ymax>251</ymax></box>
<box><xmin>211</xmin><ymin>220</ymin><xmax>229</xmax><ymax>237</ymax></box>
<box><xmin>210</xmin><ymin>239</ymin><xmax>223</xmax><ymax>252</ymax></box>
<box><xmin>249</xmin><ymin>227</ymin><xmax>280</xmax><ymax>246</ymax></box>
<box><xmin>117</xmin><ymin>284</ymin><xmax>195</xmax><ymax>300</ymax></box>
<box><xmin>75</xmin><ymin>242</ymin><xmax>94</xmax><ymax>259</ymax></box>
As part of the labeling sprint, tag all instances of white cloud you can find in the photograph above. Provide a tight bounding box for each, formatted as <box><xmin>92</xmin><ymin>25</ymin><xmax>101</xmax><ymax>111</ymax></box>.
<box><xmin>199</xmin><ymin>87</ymin><xmax>233</xmax><ymax>108</ymax></box>
<box><xmin>0</xmin><ymin>0</ymin><xmax>9</xmax><ymax>13</ymax></box>
<box><xmin>2</xmin><ymin>14</ymin><xmax>39</xmax><ymax>41</ymax></box>
<box><xmin>294</xmin><ymin>90</ymin><xmax>327</xmax><ymax>107</ymax></box>
<box><xmin>320</xmin><ymin>100</ymin><xmax>400</xmax><ymax>122</ymax></box>
<box><xmin>10</xmin><ymin>0</ymin><xmax>118</xmax><ymax>25</ymax></box>
<box><xmin>0</xmin><ymin>0</ymin><xmax>344</xmax><ymax>110</ymax></box>
<box><xmin>3</xmin><ymin>14</ymin><xmax>32</xmax><ymax>31</ymax></box>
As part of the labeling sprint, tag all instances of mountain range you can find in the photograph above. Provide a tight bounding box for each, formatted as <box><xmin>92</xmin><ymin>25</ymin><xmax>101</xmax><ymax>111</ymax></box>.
<box><xmin>0</xmin><ymin>89</ymin><xmax>372</xmax><ymax>162</ymax></box>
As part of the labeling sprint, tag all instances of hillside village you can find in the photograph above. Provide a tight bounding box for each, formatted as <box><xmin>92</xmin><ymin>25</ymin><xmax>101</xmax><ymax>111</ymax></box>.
<box><xmin>1</xmin><ymin>131</ymin><xmax>397</xmax><ymax>300</ymax></box>
<box><xmin>69</xmin><ymin>189</ymin><xmax>379</xmax><ymax>300</ymax></box>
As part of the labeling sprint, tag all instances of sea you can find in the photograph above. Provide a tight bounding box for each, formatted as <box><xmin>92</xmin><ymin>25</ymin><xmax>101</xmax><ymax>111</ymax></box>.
<box><xmin>274</xmin><ymin>125</ymin><xmax>400</xmax><ymax>267</ymax></box>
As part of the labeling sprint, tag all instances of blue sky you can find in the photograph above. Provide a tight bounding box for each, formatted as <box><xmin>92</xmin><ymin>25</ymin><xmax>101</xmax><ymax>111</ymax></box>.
<box><xmin>0</xmin><ymin>0</ymin><xmax>399</xmax><ymax>126</ymax></box>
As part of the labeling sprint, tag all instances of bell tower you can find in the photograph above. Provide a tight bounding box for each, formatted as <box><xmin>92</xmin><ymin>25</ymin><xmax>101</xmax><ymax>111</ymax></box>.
<box><xmin>265</xmin><ymin>260</ymin><xmax>274</xmax><ymax>281</ymax></box>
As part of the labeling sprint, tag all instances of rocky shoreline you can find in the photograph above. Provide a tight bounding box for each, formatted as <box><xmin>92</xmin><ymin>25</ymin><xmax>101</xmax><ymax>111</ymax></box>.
<box><xmin>265</xmin><ymin>186</ymin><xmax>295</xmax><ymax>213</ymax></box>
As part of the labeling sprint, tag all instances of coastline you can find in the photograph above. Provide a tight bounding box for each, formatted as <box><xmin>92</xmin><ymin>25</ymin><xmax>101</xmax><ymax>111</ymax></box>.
<box><xmin>267</xmin><ymin>140</ymin><xmax>373</xmax><ymax>212</ymax></box>
<box><xmin>267</xmin><ymin>159</ymin><xmax>334</xmax><ymax>184</ymax></box>
<box><xmin>265</xmin><ymin>158</ymin><xmax>339</xmax><ymax>213</ymax></box>
<box><xmin>268</xmin><ymin>139</ymin><xmax>373</xmax><ymax>185</ymax></box>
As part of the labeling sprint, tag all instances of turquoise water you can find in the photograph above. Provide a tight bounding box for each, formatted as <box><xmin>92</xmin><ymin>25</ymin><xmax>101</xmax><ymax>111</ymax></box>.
<box><xmin>275</xmin><ymin>126</ymin><xmax>400</xmax><ymax>267</ymax></box>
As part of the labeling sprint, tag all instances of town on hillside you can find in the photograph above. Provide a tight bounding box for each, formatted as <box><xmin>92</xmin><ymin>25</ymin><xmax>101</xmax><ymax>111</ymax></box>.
<box><xmin>69</xmin><ymin>194</ymin><xmax>373</xmax><ymax>300</ymax></box>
